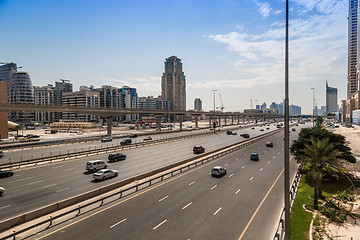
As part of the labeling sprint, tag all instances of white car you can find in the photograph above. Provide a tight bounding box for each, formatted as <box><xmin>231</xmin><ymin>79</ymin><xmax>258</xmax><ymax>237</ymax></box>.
<box><xmin>93</xmin><ymin>169</ymin><xmax>118</xmax><ymax>181</ymax></box>
<box><xmin>211</xmin><ymin>166</ymin><xmax>227</xmax><ymax>177</ymax></box>
<box><xmin>0</xmin><ymin>187</ymin><xmax>5</xmax><ymax>196</ymax></box>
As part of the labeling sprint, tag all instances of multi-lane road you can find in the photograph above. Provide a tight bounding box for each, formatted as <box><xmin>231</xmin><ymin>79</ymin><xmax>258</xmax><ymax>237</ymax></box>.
<box><xmin>0</xmin><ymin>122</ymin><xmax>308</xmax><ymax>239</ymax></box>
<box><xmin>30</xmin><ymin>123</ymin><xmax>304</xmax><ymax>240</ymax></box>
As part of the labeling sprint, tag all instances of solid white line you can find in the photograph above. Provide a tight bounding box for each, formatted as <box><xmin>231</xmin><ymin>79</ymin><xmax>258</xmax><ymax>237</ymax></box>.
<box><xmin>188</xmin><ymin>181</ymin><xmax>196</xmax><ymax>186</ymax></box>
<box><xmin>153</xmin><ymin>219</ymin><xmax>167</xmax><ymax>230</ymax></box>
<box><xmin>259</xmin><ymin>168</ymin><xmax>263</xmax><ymax>172</ymax></box>
<box><xmin>27</xmin><ymin>180</ymin><xmax>43</xmax><ymax>185</ymax></box>
<box><xmin>235</xmin><ymin>189</ymin><xmax>241</xmax><ymax>195</ymax></box>
<box><xmin>158</xmin><ymin>196</ymin><xmax>169</xmax><ymax>202</ymax></box>
<box><xmin>267</xmin><ymin>161</ymin><xmax>270</xmax><ymax>164</ymax></box>
<box><xmin>110</xmin><ymin>218</ymin><xmax>127</xmax><ymax>229</ymax></box>
<box><xmin>53</xmin><ymin>166</ymin><xmax>63</xmax><ymax>169</ymax></box>
<box><xmin>182</xmin><ymin>202</ymin><xmax>192</xmax><ymax>210</ymax></box>
<box><xmin>228</xmin><ymin>174</ymin><xmax>234</xmax><ymax>178</ymax></box>
<box><xmin>224</xmin><ymin>163</ymin><xmax>228</xmax><ymax>166</ymax></box>
<box><xmin>55</xmin><ymin>187</ymin><xmax>70</xmax><ymax>193</ymax></box>
<box><xmin>64</xmin><ymin>168</ymin><xmax>75</xmax><ymax>171</ymax></box>
<box><xmin>242</xmin><ymin>166</ymin><xmax>245</xmax><ymax>169</ymax></box>
<box><xmin>214</xmin><ymin>207</ymin><xmax>222</xmax><ymax>215</ymax></box>
<box><xmin>42</xmin><ymin>184</ymin><xmax>57</xmax><ymax>188</ymax></box>
<box><xmin>211</xmin><ymin>185</ymin><xmax>217</xmax><ymax>190</ymax></box>
<box><xmin>250</xmin><ymin>177</ymin><xmax>254</xmax><ymax>181</ymax></box>
<box><xmin>16</xmin><ymin>177</ymin><xmax>32</xmax><ymax>182</ymax></box>
<box><xmin>0</xmin><ymin>205</ymin><xmax>11</xmax><ymax>210</ymax></box>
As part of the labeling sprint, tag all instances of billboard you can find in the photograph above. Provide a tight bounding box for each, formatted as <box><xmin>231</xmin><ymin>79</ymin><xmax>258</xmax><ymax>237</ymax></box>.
<box><xmin>353</xmin><ymin>110</ymin><xmax>360</xmax><ymax>126</ymax></box>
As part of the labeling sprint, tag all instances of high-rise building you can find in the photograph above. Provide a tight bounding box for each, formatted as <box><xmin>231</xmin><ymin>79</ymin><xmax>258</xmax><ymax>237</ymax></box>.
<box><xmin>161</xmin><ymin>56</ymin><xmax>186</xmax><ymax>112</ymax></box>
<box><xmin>0</xmin><ymin>62</ymin><xmax>18</xmax><ymax>102</ymax></box>
<box><xmin>54</xmin><ymin>79</ymin><xmax>73</xmax><ymax>121</ymax></box>
<box><xmin>0</xmin><ymin>82</ymin><xmax>8</xmax><ymax>139</ymax></box>
<box><xmin>348</xmin><ymin>0</ymin><xmax>358</xmax><ymax>98</ymax></box>
<box><xmin>118</xmin><ymin>86</ymin><xmax>138</xmax><ymax>121</ymax></box>
<box><xmin>8</xmin><ymin>72</ymin><xmax>34</xmax><ymax>123</ymax></box>
<box><xmin>34</xmin><ymin>85</ymin><xmax>55</xmax><ymax>123</ymax></box>
<box><xmin>194</xmin><ymin>98</ymin><xmax>202</xmax><ymax>110</ymax></box>
<box><xmin>260</xmin><ymin>102</ymin><xmax>267</xmax><ymax>110</ymax></box>
<box><xmin>326</xmin><ymin>81</ymin><xmax>338</xmax><ymax>113</ymax></box>
<box><xmin>93</xmin><ymin>85</ymin><xmax>121</xmax><ymax>108</ymax></box>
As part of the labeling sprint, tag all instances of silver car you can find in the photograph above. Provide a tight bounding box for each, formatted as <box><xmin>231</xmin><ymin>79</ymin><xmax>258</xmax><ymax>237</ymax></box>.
<box><xmin>0</xmin><ymin>187</ymin><xmax>5</xmax><ymax>196</ymax></box>
<box><xmin>93</xmin><ymin>169</ymin><xmax>118</xmax><ymax>181</ymax></box>
<box><xmin>211</xmin><ymin>166</ymin><xmax>227</xmax><ymax>177</ymax></box>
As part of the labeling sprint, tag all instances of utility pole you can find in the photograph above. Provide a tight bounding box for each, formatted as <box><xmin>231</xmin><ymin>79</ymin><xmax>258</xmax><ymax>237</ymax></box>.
<box><xmin>311</xmin><ymin>88</ymin><xmax>315</xmax><ymax>127</ymax></box>
<box><xmin>212</xmin><ymin>89</ymin><xmax>217</xmax><ymax>134</ymax></box>
<box><xmin>284</xmin><ymin>0</ymin><xmax>290</xmax><ymax>239</ymax></box>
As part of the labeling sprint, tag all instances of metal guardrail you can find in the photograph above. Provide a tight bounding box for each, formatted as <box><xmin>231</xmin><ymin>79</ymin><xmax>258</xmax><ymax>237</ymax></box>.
<box><xmin>1</xmin><ymin>128</ymin><xmax>282</xmax><ymax>239</ymax></box>
<box><xmin>272</xmin><ymin>164</ymin><xmax>303</xmax><ymax>240</ymax></box>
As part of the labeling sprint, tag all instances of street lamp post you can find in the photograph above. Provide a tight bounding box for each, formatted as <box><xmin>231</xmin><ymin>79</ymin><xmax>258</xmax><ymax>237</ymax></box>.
<box><xmin>212</xmin><ymin>89</ymin><xmax>217</xmax><ymax>134</ymax></box>
<box><xmin>311</xmin><ymin>88</ymin><xmax>315</xmax><ymax>127</ymax></box>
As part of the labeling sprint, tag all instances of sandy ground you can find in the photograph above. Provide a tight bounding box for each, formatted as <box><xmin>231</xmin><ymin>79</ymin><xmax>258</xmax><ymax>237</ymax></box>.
<box><xmin>322</xmin><ymin>125</ymin><xmax>360</xmax><ymax>239</ymax></box>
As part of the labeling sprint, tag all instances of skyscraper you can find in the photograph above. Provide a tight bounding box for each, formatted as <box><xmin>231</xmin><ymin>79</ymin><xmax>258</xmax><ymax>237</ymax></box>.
<box><xmin>194</xmin><ymin>98</ymin><xmax>202</xmax><ymax>110</ymax></box>
<box><xmin>348</xmin><ymin>0</ymin><xmax>358</xmax><ymax>98</ymax></box>
<box><xmin>326</xmin><ymin>81</ymin><xmax>338</xmax><ymax>112</ymax></box>
<box><xmin>161</xmin><ymin>56</ymin><xmax>186</xmax><ymax>112</ymax></box>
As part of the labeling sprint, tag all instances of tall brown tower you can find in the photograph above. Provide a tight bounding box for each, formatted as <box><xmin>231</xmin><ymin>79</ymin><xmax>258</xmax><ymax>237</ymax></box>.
<box><xmin>0</xmin><ymin>81</ymin><xmax>8</xmax><ymax>139</ymax></box>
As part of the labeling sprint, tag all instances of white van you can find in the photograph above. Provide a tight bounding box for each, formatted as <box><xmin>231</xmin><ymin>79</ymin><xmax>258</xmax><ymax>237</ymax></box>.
<box><xmin>86</xmin><ymin>160</ymin><xmax>107</xmax><ymax>172</ymax></box>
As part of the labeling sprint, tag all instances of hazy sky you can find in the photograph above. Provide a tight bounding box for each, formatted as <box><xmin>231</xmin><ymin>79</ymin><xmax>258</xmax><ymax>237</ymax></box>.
<box><xmin>0</xmin><ymin>0</ymin><xmax>348</xmax><ymax>114</ymax></box>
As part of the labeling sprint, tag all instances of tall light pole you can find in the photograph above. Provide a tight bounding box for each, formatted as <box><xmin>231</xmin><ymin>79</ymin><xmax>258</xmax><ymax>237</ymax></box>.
<box><xmin>284</xmin><ymin>0</ymin><xmax>290</xmax><ymax>239</ymax></box>
<box><xmin>212</xmin><ymin>89</ymin><xmax>217</xmax><ymax>133</ymax></box>
<box><xmin>311</xmin><ymin>88</ymin><xmax>315</xmax><ymax>127</ymax></box>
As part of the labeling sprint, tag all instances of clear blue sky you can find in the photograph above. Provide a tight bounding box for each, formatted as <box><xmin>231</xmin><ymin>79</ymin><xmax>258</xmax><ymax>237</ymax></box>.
<box><xmin>0</xmin><ymin>0</ymin><xmax>348</xmax><ymax>114</ymax></box>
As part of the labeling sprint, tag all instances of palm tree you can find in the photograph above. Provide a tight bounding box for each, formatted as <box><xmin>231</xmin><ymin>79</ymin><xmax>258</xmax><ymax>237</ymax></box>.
<box><xmin>300</xmin><ymin>138</ymin><xmax>343</xmax><ymax>210</ymax></box>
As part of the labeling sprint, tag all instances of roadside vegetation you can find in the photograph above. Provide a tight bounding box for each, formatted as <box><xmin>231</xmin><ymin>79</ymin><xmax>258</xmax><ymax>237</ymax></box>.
<box><xmin>290</xmin><ymin>120</ymin><xmax>359</xmax><ymax>239</ymax></box>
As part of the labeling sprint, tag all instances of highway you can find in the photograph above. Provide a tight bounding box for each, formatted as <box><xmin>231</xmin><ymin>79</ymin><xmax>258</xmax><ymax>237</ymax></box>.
<box><xmin>31</xmin><ymin>123</ymin><xmax>303</xmax><ymax>240</ymax></box>
<box><xmin>0</xmin><ymin>124</ymin><xmax>282</xmax><ymax>220</ymax></box>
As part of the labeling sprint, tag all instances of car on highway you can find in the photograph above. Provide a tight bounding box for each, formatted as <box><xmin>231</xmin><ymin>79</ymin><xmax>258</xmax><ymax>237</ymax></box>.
<box><xmin>129</xmin><ymin>134</ymin><xmax>138</xmax><ymax>138</ymax></box>
<box><xmin>0</xmin><ymin>170</ymin><xmax>14</xmax><ymax>178</ymax></box>
<box><xmin>226</xmin><ymin>130</ymin><xmax>233</xmax><ymax>135</ymax></box>
<box><xmin>93</xmin><ymin>169</ymin><xmax>118</xmax><ymax>181</ymax></box>
<box><xmin>242</xmin><ymin>133</ymin><xmax>250</xmax><ymax>138</ymax></box>
<box><xmin>266</xmin><ymin>127</ymin><xmax>270</xmax><ymax>130</ymax></box>
<box><xmin>292</xmin><ymin>128</ymin><xmax>296</xmax><ymax>131</ymax></box>
<box><xmin>266</xmin><ymin>142</ymin><xmax>274</xmax><ymax>147</ymax></box>
<box><xmin>25</xmin><ymin>134</ymin><xmax>40</xmax><ymax>139</ymax></box>
<box><xmin>193</xmin><ymin>146</ymin><xmax>205</xmax><ymax>154</ymax></box>
<box><xmin>108</xmin><ymin>153</ymin><xmax>126</xmax><ymax>162</ymax></box>
<box><xmin>260</xmin><ymin>129</ymin><xmax>264</xmax><ymax>131</ymax></box>
<box><xmin>86</xmin><ymin>160</ymin><xmax>107</xmax><ymax>172</ymax></box>
<box><xmin>211</xmin><ymin>166</ymin><xmax>227</xmax><ymax>177</ymax></box>
<box><xmin>0</xmin><ymin>150</ymin><xmax>4</xmax><ymax>158</ymax></box>
<box><xmin>101</xmin><ymin>136</ymin><xmax>112</xmax><ymax>142</ymax></box>
<box><xmin>232</xmin><ymin>131</ymin><xmax>237</xmax><ymax>135</ymax></box>
<box><xmin>120</xmin><ymin>139</ymin><xmax>132</xmax><ymax>145</ymax></box>
<box><xmin>0</xmin><ymin>187</ymin><xmax>4</xmax><ymax>196</ymax></box>
<box><xmin>143</xmin><ymin>136</ymin><xmax>152</xmax><ymax>141</ymax></box>
<box><xmin>250</xmin><ymin>153</ymin><xmax>259</xmax><ymax>161</ymax></box>
<box><xmin>251</xmin><ymin>127</ymin><xmax>255</xmax><ymax>130</ymax></box>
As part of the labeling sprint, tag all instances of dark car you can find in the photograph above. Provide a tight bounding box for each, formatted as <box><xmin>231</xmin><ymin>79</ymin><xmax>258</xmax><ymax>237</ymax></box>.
<box><xmin>108</xmin><ymin>153</ymin><xmax>127</xmax><ymax>162</ymax></box>
<box><xmin>0</xmin><ymin>170</ymin><xmax>14</xmax><ymax>178</ymax></box>
<box><xmin>292</xmin><ymin>128</ymin><xmax>296</xmax><ymax>131</ymax></box>
<box><xmin>266</xmin><ymin>142</ymin><xmax>274</xmax><ymax>147</ymax></box>
<box><xmin>250</xmin><ymin>153</ymin><xmax>259</xmax><ymax>161</ymax></box>
<box><xmin>25</xmin><ymin>134</ymin><xmax>40</xmax><ymax>138</ymax></box>
<box><xmin>193</xmin><ymin>146</ymin><xmax>205</xmax><ymax>154</ymax></box>
<box><xmin>143</xmin><ymin>136</ymin><xmax>152</xmax><ymax>141</ymax></box>
<box><xmin>0</xmin><ymin>150</ymin><xmax>4</xmax><ymax>158</ymax></box>
<box><xmin>226</xmin><ymin>130</ymin><xmax>233</xmax><ymax>135</ymax></box>
<box><xmin>101</xmin><ymin>137</ymin><xmax>113</xmax><ymax>142</ymax></box>
<box><xmin>129</xmin><ymin>134</ymin><xmax>138</xmax><ymax>138</ymax></box>
<box><xmin>242</xmin><ymin>133</ymin><xmax>250</xmax><ymax>138</ymax></box>
<box><xmin>120</xmin><ymin>139</ymin><xmax>132</xmax><ymax>145</ymax></box>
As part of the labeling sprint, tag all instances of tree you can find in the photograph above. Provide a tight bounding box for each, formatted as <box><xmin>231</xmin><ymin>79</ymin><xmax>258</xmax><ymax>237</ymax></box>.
<box><xmin>300</xmin><ymin>138</ymin><xmax>343</xmax><ymax>210</ymax></box>
<box><xmin>316</xmin><ymin>116</ymin><xmax>324</xmax><ymax>126</ymax></box>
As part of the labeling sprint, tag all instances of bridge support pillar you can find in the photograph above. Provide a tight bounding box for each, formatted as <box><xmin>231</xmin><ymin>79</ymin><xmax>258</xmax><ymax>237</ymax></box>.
<box><xmin>209</xmin><ymin>117</ymin><xmax>212</xmax><ymax>128</ymax></box>
<box><xmin>195</xmin><ymin>117</ymin><xmax>199</xmax><ymax>129</ymax></box>
<box><xmin>224</xmin><ymin>116</ymin><xmax>227</xmax><ymax>126</ymax></box>
<box><xmin>105</xmin><ymin>116</ymin><xmax>113</xmax><ymax>137</ymax></box>
<box><xmin>231</xmin><ymin>116</ymin><xmax>234</xmax><ymax>125</ymax></box>
<box><xmin>179</xmin><ymin>117</ymin><xmax>183</xmax><ymax>131</ymax></box>
<box><xmin>157</xmin><ymin>117</ymin><xmax>161</xmax><ymax>133</ymax></box>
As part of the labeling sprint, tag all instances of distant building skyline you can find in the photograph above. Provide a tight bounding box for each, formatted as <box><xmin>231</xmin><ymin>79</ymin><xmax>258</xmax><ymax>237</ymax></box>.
<box><xmin>194</xmin><ymin>98</ymin><xmax>202</xmax><ymax>111</ymax></box>
<box><xmin>326</xmin><ymin>81</ymin><xmax>338</xmax><ymax>113</ymax></box>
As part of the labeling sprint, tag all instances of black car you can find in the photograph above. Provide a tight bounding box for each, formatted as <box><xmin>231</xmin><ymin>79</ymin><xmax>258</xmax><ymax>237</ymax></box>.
<box><xmin>129</xmin><ymin>134</ymin><xmax>138</xmax><ymax>138</ymax></box>
<box><xmin>242</xmin><ymin>133</ymin><xmax>250</xmax><ymax>138</ymax></box>
<box><xmin>120</xmin><ymin>139</ymin><xmax>132</xmax><ymax>145</ymax></box>
<box><xmin>0</xmin><ymin>170</ymin><xmax>14</xmax><ymax>178</ymax></box>
<box><xmin>108</xmin><ymin>153</ymin><xmax>127</xmax><ymax>162</ymax></box>
<box><xmin>193</xmin><ymin>146</ymin><xmax>205</xmax><ymax>154</ymax></box>
<box><xmin>226</xmin><ymin>130</ymin><xmax>233</xmax><ymax>135</ymax></box>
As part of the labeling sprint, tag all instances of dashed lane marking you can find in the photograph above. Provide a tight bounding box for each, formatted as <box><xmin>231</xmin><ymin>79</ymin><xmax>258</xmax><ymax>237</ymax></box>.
<box><xmin>158</xmin><ymin>196</ymin><xmax>169</xmax><ymax>202</ymax></box>
<box><xmin>109</xmin><ymin>218</ymin><xmax>127</xmax><ymax>229</ymax></box>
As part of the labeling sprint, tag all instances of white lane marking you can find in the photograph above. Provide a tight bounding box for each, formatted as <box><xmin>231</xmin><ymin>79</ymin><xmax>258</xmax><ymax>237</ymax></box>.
<box><xmin>75</xmin><ymin>170</ymin><xmax>83</xmax><ymax>174</ymax></box>
<box><xmin>55</xmin><ymin>187</ymin><xmax>70</xmax><ymax>193</ymax></box>
<box><xmin>235</xmin><ymin>189</ymin><xmax>241</xmax><ymax>195</ymax></box>
<box><xmin>214</xmin><ymin>207</ymin><xmax>222</xmax><ymax>215</ymax></box>
<box><xmin>182</xmin><ymin>202</ymin><xmax>192</xmax><ymax>210</ymax></box>
<box><xmin>64</xmin><ymin>167</ymin><xmax>75</xmax><ymax>171</ymax></box>
<box><xmin>42</xmin><ymin>184</ymin><xmax>57</xmax><ymax>188</ymax></box>
<box><xmin>259</xmin><ymin>155</ymin><xmax>262</xmax><ymax>157</ymax></box>
<box><xmin>53</xmin><ymin>166</ymin><xmax>63</xmax><ymax>169</ymax></box>
<box><xmin>16</xmin><ymin>177</ymin><xmax>32</xmax><ymax>182</ymax></box>
<box><xmin>110</xmin><ymin>218</ymin><xmax>127</xmax><ymax>229</ymax></box>
<box><xmin>224</xmin><ymin>163</ymin><xmax>228</xmax><ymax>166</ymax></box>
<box><xmin>282</xmin><ymin>149</ymin><xmax>284</xmax><ymax>151</ymax></box>
<box><xmin>236</xmin><ymin>158</ymin><xmax>239</xmax><ymax>160</ymax></box>
<box><xmin>158</xmin><ymin>196</ymin><xmax>169</xmax><ymax>202</ymax></box>
<box><xmin>260</xmin><ymin>168</ymin><xmax>263</xmax><ymax>172</ymax></box>
<box><xmin>228</xmin><ymin>174</ymin><xmax>234</xmax><ymax>178</ymax></box>
<box><xmin>244</xmin><ymin>153</ymin><xmax>247</xmax><ymax>155</ymax></box>
<box><xmin>267</xmin><ymin>161</ymin><xmax>270</xmax><ymax>164</ymax></box>
<box><xmin>0</xmin><ymin>205</ymin><xmax>11</xmax><ymax>210</ymax></box>
<box><xmin>153</xmin><ymin>219</ymin><xmax>167</xmax><ymax>230</ymax></box>
<box><xmin>27</xmin><ymin>180</ymin><xmax>43</xmax><ymax>185</ymax></box>
<box><xmin>278</xmin><ymin>152</ymin><xmax>280</xmax><ymax>155</ymax></box>
<box><xmin>211</xmin><ymin>185</ymin><xmax>217</xmax><ymax>190</ymax></box>
<box><xmin>273</xmin><ymin>156</ymin><xmax>276</xmax><ymax>158</ymax></box>
<box><xmin>242</xmin><ymin>166</ymin><xmax>245</xmax><ymax>169</ymax></box>
<box><xmin>250</xmin><ymin>177</ymin><xmax>254</xmax><ymax>181</ymax></box>
<box><xmin>188</xmin><ymin>181</ymin><xmax>196</xmax><ymax>186</ymax></box>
